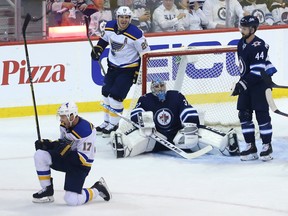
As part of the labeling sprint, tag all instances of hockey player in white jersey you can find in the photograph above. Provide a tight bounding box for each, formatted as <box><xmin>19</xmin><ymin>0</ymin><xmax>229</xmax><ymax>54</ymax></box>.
<box><xmin>111</xmin><ymin>79</ymin><xmax>240</xmax><ymax>158</ymax></box>
<box><xmin>33</xmin><ymin>102</ymin><xmax>111</xmax><ymax>205</ymax></box>
<box><xmin>202</xmin><ymin>0</ymin><xmax>245</xmax><ymax>29</ymax></box>
<box><xmin>152</xmin><ymin>0</ymin><xmax>186</xmax><ymax>32</ymax></box>
<box><xmin>91</xmin><ymin>6</ymin><xmax>150</xmax><ymax>138</ymax></box>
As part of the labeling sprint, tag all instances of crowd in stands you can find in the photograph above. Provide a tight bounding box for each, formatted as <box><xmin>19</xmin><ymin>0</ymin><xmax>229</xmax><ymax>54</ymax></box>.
<box><xmin>46</xmin><ymin>0</ymin><xmax>288</xmax><ymax>35</ymax></box>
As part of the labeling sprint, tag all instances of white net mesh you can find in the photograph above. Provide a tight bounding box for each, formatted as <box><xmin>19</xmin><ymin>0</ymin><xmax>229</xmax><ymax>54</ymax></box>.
<box><xmin>120</xmin><ymin>46</ymin><xmax>241</xmax><ymax>132</ymax></box>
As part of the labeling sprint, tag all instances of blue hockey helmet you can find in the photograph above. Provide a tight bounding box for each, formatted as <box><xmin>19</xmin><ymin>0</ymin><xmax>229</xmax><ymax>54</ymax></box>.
<box><xmin>151</xmin><ymin>78</ymin><xmax>166</xmax><ymax>102</ymax></box>
<box><xmin>240</xmin><ymin>15</ymin><xmax>259</xmax><ymax>31</ymax></box>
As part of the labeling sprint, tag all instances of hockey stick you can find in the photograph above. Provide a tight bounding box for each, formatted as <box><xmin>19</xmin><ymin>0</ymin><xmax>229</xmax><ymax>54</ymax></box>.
<box><xmin>101</xmin><ymin>103</ymin><xmax>213</xmax><ymax>159</ymax></box>
<box><xmin>84</xmin><ymin>16</ymin><xmax>106</xmax><ymax>75</ymax></box>
<box><xmin>265</xmin><ymin>88</ymin><xmax>288</xmax><ymax>117</ymax></box>
<box><xmin>261</xmin><ymin>70</ymin><xmax>288</xmax><ymax>89</ymax></box>
<box><xmin>22</xmin><ymin>13</ymin><xmax>42</xmax><ymax>141</ymax></box>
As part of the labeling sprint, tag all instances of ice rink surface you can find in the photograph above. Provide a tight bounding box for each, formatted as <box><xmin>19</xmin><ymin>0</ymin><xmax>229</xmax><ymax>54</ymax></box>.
<box><xmin>1</xmin><ymin>99</ymin><xmax>288</xmax><ymax>216</ymax></box>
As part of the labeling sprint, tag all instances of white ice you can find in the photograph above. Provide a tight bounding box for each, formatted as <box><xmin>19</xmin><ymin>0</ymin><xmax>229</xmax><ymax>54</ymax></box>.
<box><xmin>0</xmin><ymin>99</ymin><xmax>288</xmax><ymax>216</ymax></box>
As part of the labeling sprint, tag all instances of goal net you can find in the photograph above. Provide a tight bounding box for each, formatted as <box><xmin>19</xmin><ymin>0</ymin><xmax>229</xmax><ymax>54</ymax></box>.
<box><xmin>120</xmin><ymin>46</ymin><xmax>241</xmax><ymax>132</ymax></box>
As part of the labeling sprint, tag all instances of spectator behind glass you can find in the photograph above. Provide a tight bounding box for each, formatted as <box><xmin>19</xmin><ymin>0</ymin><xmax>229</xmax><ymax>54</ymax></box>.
<box><xmin>202</xmin><ymin>0</ymin><xmax>245</xmax><ymax>29</ymax></box>
<box><xmin>176</xmin><ymin>0</ymin><xmax>208</xmax><ymax>30</ymax></box>
<box><xmin>89</xmin><ymin>0</ymin><xmax>113</xmax><ymax>36</ymax></box>
<box><xmin>241</xmin><ymin>0</ymin><xmax>274</xmax><ymax>25</ymax></box>
<box><xmin>152</xmin><ymin>0</ymin><xmax>186</xmax><ymax>32</ymax></box>
<box><xmin>47</xmin><ymin>0</ymin><xmax>93</xmax><ymax>26</ymax></box>
<box><xmin>270</xmin><ymin>0</ymin><xmax>288</xmax><ymax>24</ymax></box>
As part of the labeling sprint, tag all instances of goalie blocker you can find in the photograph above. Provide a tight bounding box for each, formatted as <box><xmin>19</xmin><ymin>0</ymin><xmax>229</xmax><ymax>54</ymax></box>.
<box><xmin>111</xmin><ymin>123</ymin><xmax>240</xmax><ymax>158</ymax></box>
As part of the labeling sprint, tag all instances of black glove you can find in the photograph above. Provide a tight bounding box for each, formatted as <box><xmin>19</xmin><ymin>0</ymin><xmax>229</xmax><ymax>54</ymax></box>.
<box><xmin>35</xmin><ymin>139</ymin><xmax>54</xmax><ymax>151</ymax></box>
<box><xmin>91</xmin><ymin>45</ymin><xmax>103</xmax><ymax>61</ymax></box>
<box><xmin>133</xmin><ymin>71</ymin><xmax>139</xmax><ymax>84</ymax></box>
<box><xmin>54</xmin><ymin>139</ymin><xmax>71</xmax><ymax>157</ymax></box>
<box><xmin>231</xmin><ymin>80</ymin><xmax>248</xmax><ymax>96</ymax></box>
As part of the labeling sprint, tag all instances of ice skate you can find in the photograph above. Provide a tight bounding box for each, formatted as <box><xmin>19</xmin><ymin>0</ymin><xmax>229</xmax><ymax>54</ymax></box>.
<box><xmin>96</xmin><ymin>121</ymin><xmax>109</xmax><ymax>135</ymax></box>
<box><xmin>91</xmin><ymin>177</ymin><xmax>111</xmax><ymax>201</ymax></box>
<box><xmin>240</xmin><ymin>143</ymin><xmax>258</xmax><ymax>161</ymax></box>
<box><xmin>102</xmin><ymin>123</ymin><xmax>118</xmax><ymax>138</ymax></box>
<box><xmin>260</xmin><ymin>143</ymin><xmax>273</xmax><ymax>161</ymax></box>
<box><xmin>32</xmin><ymin>178</ymin><xmax>54</xmax><ymax>203</ymax></box>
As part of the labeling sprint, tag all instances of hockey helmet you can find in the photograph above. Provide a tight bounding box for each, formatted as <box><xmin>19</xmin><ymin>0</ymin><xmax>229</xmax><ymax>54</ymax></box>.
<box><xmin>240</xmin><ymin>15</ymin><xmax>259</xmax><ymax>30</ymax></box>
<box><xmin>116</xmin><ymin>6</ymin><xmax>132</xmax><ymax>17</ymax></box>
<box><xmin>57</xmin><ymin>101</ymin><xmax>78</xmax><ymax>119</ymax></box>
<box><xmin>150</xmin><ymin>78</ymin><xmax>166</xmax><ymax>102</ymax></box>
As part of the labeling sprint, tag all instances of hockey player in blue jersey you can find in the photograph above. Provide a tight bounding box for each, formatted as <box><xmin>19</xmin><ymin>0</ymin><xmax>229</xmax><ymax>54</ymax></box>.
<box><xmin>111</xmin><ymin>78</ymin><xmax>240</xmax><ymax>158</ymax></box>
<box><xmin>91</xmin><ymin>6</ymin><xmax>150</xmax><ymax>138</ymax></box>
<box><xmin>33</xmin><ymin>102</ymin><xmax>111</xmax><ymax>205</ymax></box>
<box><xmin>231</xmin><ymin>15</ymin><xmax>277</xmax><ymax>161</ymax></box>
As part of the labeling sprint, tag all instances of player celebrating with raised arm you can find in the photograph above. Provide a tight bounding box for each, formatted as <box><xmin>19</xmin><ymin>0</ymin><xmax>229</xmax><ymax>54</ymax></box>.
<box><xmin>231</xmin><ymin>15</ymin><xmax>277</xmax><ymax>161</ymax></box>
<box><xmin>91</xmin><ymin>6</ymin><xmax>150</xmax><ymax>138</ymax></box>
<box><xmin>111</xmin><ymin>78</ymin><xmax>240</xmax><ymax>158</ymax></box>
<box><xmin>33</xmin><ymin>102</ymin><xmax>111</xmax><ymax>205</ymax></box>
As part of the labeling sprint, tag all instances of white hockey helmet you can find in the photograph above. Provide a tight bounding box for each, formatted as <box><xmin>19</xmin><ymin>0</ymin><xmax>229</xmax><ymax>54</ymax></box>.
<box><xmin>116</xmin><ymin>6</ymin><xmax>132</xmax><ymax>17</ymax></box>
<box><xmin>57</xmin><ymin>101</ymin><xmax>78</xmax><ymax>119</ymax></box>
<box><xmin>150</xmin><ymin>78</ymin><xmax>167</xmax><ymax>102</ymax></box>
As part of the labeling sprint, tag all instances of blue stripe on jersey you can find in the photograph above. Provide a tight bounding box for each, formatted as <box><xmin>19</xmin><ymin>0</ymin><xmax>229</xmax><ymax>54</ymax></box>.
<box><xmin>180</xmin><ymin>107</ymin><xmax>199</xmax><ymax>122</ymax></box>
<box><xmin>37</xmin><ymin>170</ymin><xmax>51</xmax><ymax>175</ymax></box>
<box><xmin>83</xmin><ymin>188</ymin><xmax>90</xmax><ymax>203</ymax></box>
<box><xmin>131</xmin><ymin>107</ymin><xmax>145</xmax><ymax>121</ymax></box>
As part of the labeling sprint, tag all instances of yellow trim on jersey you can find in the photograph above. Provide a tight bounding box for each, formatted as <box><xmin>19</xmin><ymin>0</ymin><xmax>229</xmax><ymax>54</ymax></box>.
<box><xmin>123</xmin><ymin>63</ymin><xmax>139</xmax><ymax>68</ymax></box>
<box><xmin>78</xmin><ymin>154</ymin><xmax>93</xmax><ymax>167</ymax></box>
<box><xmin>86</xmin><ymin>188</ymin><xmax>94</xmax><ymax>201</ymax></box>
<box><xmin>71</xmin><ymin>130</ymin><xmax>81</xmax><ymax>139</ymax></box>
<box><xmin>105</xmin><ymin>27</ymin><xmax>114</xmax><ymax>31</ymax></box>
<box><xmin>123</xmin><ymin>32</ymin><xmax>137</xmax><ymax>40</ymax></box>
<box><xmin>38</xmin><ymin>176</ymin><xmax>51</xmax><ymax>181</ymax></box>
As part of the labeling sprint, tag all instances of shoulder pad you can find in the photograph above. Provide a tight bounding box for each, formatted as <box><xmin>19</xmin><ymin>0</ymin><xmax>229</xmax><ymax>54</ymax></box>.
<box><xmin>70</xmin><ymin>118</ymin><xmax>94</xmax><ymax>139</ymax></box>
<box><xmin>105</xmin><ymin>20</ymin><xmax>117</xmax><ymax>32</ymax></box>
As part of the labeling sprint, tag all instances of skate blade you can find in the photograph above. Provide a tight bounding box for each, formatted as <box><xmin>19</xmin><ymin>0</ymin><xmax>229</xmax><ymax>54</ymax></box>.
<box><xmin>260</xmin><ymin>155</ymin><xmax>273</xmax><ymax>161</ymax></box>
<box><xmin>32</xmin><ymin>196</ymin><xmax>54</xmax><ymax>203</ymax></box>
<box><xmin>240</xmin><ymin>153</ymin><xmax>259</xmax><ymax>161</ymax></box>
<box><xmin>99</xmin><ymin>177</ymin><xmax>112</xmax><ymax>201</ymax></box>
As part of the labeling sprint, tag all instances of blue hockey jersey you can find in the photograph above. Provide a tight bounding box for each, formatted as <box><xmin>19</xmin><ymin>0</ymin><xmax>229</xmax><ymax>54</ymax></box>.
<box><xmin>130</xmin><ymin>90</ymin><xmax>199</xmax><ymax>142</ymax></box>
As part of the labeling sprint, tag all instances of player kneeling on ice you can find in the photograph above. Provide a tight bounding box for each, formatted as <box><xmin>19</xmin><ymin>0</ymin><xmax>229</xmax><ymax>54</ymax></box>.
<box><xmin>33</xmin><ymin>102</ymin><xmax>111</xmax><ymax>205</ymax></box>
<box><xmin>110</xmin><ymin>79</ymin><xmax>240</xmax><ymax>158</ymax></box>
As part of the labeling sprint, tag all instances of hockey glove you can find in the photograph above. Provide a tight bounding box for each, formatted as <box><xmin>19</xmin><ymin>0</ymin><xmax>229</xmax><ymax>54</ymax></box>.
<box><xmin>91</xmin><ymin>45</ymin><xmax>103</xmax><ymax>61</ymax></box>
<box><xmin>35</xmin><ymin>139</ymin><xmax>56</xmax><ymax>151</ymax></box>
<box><xmin>133</xmin><ymin>71</ymin><xmax>139</xmax><ymax>84</ymax></box>
<box><xmin>55</xmin><ymin>139</ymin><xmax>71</xmax><ymax>156</ymax></box>
<box><xmin>231</xmin><ymin>80</ymin><xmax>248</xmax><ymax>96</ymax></box>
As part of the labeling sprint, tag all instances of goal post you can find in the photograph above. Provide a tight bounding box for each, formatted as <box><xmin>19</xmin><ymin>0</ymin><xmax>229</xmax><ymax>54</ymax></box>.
<box><xmin>122</xmin><ymin>45</ymin><xmax>241</xmax><ymax>131</ymax></box>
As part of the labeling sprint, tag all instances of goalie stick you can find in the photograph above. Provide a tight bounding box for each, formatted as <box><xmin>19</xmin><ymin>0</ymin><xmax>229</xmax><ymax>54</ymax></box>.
<box><xmin>265</xmin><ymin>88</ymin><xmax>288</xmax><ymax>117</ymax></box>
<box><xmin>261</xmin><ymin>70</ymin><xmax>288</xmax><ymax>89</ymax></box>
<box><xmin>101</xmin><ymin>103</ymin><xmax>213</xmax><ymax>159</ymax></box>
<box><xmin>260</xmin><ymin>71</ymin><xmax>288</xmax><ymax>117</ymax></box>
<box><xmin>22</xmin><ymin>13</ymin><xmax>41</xmax><ymax>140</ymax></box>
<box><xmin>84</xmin><ymin>16</ymin><xmax>106</xmax><ymax>75</ymax></box>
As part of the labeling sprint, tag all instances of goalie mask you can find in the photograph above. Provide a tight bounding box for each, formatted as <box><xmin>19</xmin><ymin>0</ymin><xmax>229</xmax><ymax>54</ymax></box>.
<box><xmin>57</xmin><ymin>102</ymin><xmax>78</xmax><ymax>127</ymax></box>
<box><xmin>151</xmin><ymin>78</ymin><xmax>167</xmax><ymax>102</ymax></box>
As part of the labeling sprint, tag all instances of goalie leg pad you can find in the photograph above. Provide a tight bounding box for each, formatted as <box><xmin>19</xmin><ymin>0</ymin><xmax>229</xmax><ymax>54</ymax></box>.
<box><xmin>111</xmin><ymin>129</ymin><xmax>156</xmax><ymax>158</ymax></box>
<box><xmin>198</xmin><ymin>127</ymin><xmax>231</xmax><ymax>151</ymax></box>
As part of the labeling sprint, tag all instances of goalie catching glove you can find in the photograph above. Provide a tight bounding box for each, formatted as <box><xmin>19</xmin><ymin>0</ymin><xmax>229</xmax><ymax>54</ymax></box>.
<box><xmin>137</xmin><ymin>111</ymin><xmax>155</xmax><ymax>137</ymax></box>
